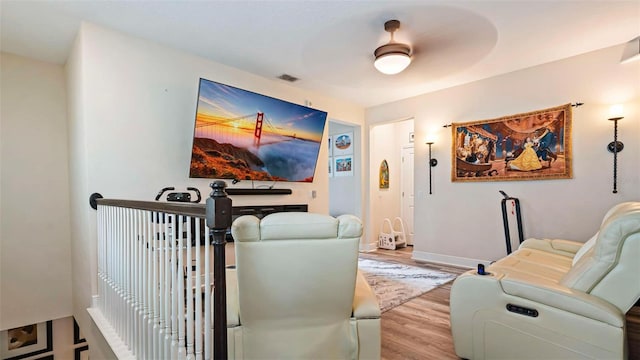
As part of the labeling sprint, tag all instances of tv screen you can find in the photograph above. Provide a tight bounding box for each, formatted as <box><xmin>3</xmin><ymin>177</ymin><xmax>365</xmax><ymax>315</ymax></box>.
<box><xmin>189</xmin><ymin>78</ymin><xmax>328</xmax><ymax>182</ymax></box>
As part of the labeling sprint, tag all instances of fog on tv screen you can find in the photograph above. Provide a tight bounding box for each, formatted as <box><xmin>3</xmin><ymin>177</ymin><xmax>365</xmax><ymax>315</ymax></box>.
<box><xmin>189</xmin><ymin>78</ymin><xmax>328</xmax><ymax>182</ymax></box>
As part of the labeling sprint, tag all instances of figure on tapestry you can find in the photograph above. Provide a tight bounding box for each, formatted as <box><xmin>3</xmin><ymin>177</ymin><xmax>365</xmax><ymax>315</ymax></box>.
<box><xmin>507</xmin><ymin>137</ymin><xmax>542</xmax><ymax>171</ymax></box>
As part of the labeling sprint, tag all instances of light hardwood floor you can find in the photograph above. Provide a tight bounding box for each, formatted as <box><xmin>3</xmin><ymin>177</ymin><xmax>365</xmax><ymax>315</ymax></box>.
<box><xmin>361</xmin><ymin>246</ymin><xmax>640</xmax><ymax>360</ymax></box>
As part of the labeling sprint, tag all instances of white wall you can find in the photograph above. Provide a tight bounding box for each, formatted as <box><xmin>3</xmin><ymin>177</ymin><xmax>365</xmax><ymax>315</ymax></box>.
<box><xmin>0</xmin><ymin>53</ymin><xmax>72</xmax><ymax>330</ymax></box>
<box><xmin>366</xmin><ymin>43</ymin><xmax>640</xmax><ymax>267</ymax></box>
<box><xmin>73</xmin><ymin>22</ymin><xmax>364</xmax><ymax>208</ymax></box>
<box><xmin>65</xmin><ymin>22</ymin><xmax>364</xmax><ymax>356</ymax></box>
<box><xmin>64</xmin><ymin>27</ymin><xmax>117</xmax><ymax>360</ymax></box>
<box><xmin>368</xmin><ymin>118</ymin><xmax>414</xmax><ymax>249</ymax></box>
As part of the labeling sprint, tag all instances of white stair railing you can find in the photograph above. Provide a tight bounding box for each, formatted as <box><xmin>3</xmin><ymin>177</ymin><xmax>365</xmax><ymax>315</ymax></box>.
<box><xmin>92</xmin><ymin>183</ymin><xmax>231</xmax><ymax>359</ymax></box>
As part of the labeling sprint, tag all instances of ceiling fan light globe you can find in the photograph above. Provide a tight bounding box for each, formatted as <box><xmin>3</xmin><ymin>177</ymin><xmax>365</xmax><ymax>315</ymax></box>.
<box><xmin>374</xmin><ymin>53</ymin><xmax>412</xmax><ymax>75</ymax></box>
<box><xmin>373</xmin><ymin>41</ymin><xmax>412</xmax><ymax>75</ymax></box>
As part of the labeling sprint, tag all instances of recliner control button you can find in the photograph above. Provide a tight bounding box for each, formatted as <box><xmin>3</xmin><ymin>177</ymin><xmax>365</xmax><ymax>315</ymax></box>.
<box><xmin>506</xmin><ymin>303</ymin><xmax>538</xmax><ymax>317</ymax></box>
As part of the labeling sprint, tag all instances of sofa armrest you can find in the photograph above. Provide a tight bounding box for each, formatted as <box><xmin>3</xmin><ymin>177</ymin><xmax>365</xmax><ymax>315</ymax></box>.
<box><xmin>500</xmin><ymin>277</ymin><xmax>624</xmax><ymax>327</ymax></box>
<box><xmin>353</xmin><ymin>270</ymin><xmax>381</xmax><ymax>319</ymax></box>
<box><xmin>519</xmin><ymin>238</ymin><xmax>584</xmax><ymax>257</ymax></box>
<box><xmin>226</xmin><ymin>267</ymin><xmax>240</xmax><ymax>327</ymax></box>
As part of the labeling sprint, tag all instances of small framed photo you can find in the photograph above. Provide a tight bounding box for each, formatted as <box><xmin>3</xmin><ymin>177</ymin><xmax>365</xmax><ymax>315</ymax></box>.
<box><xmin>327</xmin><ymin>135</ymin><xmax>333</xmax><ymax>157</ymax></box>
<box><xmin>379</xmin><ymin>159</ymin><xmax>389</xmax><ymax>189</ymax></box>
<box><xmin>333</xmin><ymin>132</ymin><xmax>353</xmax><ymax>156</ymax></box>
<box><xmin>334</xmin><ymin>155</ymin><xmax>353</xmax><ymax>177</ymax></box>
<box><xmin>0</xmin><ymin>321</ymin><xmax>53</xmax><ymax>360</ymax></box>
<box><xmin>328</xmin><ymin>157</ymin><xmax>333</xmax><ymax>178</ymax></box>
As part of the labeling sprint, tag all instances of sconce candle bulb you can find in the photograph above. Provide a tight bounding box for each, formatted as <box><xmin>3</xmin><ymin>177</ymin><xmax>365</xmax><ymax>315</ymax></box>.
<box><xmin>607</xmin><ymin>105</ymin><xmax>624</xmax><ymax>194</ymax></box>
<box><xmin>609</xmin><ymin>104</ymin><xmax>624</xmax><ymax>119</ymax></box>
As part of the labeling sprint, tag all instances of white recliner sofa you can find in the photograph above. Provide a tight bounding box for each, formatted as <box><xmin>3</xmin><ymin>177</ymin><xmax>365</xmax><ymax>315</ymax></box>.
<box><xmin>226</xmin><ymin>212</ymin><xmax>381</xmax><ymax>359</ymax></box>
<box><xmin>450</xmin><ymin>202</ymin><xmax>640</xmax><ymax>359</ymax></box>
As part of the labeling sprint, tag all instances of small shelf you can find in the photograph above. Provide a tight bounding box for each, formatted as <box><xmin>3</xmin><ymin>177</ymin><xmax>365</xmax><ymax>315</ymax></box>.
<box><xmin>225</xmin><ymin>188</ymin><xmax>292</xmax><ymax>195</ymax></box>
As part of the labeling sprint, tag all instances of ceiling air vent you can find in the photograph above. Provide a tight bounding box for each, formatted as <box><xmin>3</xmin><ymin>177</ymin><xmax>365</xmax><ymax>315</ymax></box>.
<box><xmin>277</xmin><ymin>74</ymin><xmax>299</xmax><ymax>82</ymax></box>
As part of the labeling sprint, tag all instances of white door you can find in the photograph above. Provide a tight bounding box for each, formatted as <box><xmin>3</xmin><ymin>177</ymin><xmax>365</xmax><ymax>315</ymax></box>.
<box><xmin>401</xmin><ymin>146</ymin><xmax>414</xmax><ymax>245</ymax></box>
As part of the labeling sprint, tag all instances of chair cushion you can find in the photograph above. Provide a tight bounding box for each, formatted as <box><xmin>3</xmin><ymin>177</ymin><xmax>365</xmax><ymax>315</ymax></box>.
<box><xmin>260</xmin><ymin>212</ymin><xmax>339</xmax><ymax>241</ymax></box>
<box><xmin>337</xmin><ymin>214</ymin><xmax>364</xmax><ymax>239</ymax></box>
<box><xmin>226</xmin><ymin>212</ymin><xmax>377</xmax><ymax>359</ymax></box>
<box><xmin>571</xmin><ymin>202</ymin><xmax>640</xmax><ymax>266</ymax></box>
<box><xmin>572</xmin><ymin>233</ymin><xmax>597</xmax><ymax>266</ymax></box>
<box><xmin>560</xmin><ymin>203</ymin><xmax>640</xmax><ymax>312</ymax></box>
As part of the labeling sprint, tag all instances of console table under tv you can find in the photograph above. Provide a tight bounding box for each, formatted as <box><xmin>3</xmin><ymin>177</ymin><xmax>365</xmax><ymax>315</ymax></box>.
<box><xmin>226</xmin><ymin>188</ymin><xmax>293</xmax><ymax>195</ymax></box>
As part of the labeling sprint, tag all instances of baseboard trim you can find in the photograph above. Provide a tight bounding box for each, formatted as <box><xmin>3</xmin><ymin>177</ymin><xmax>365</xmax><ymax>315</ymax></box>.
<box><xmin>87</xmin><ymin>307</ymin><xmax>136</xmax><ymax>360</ymax></box>
<box><xmin>412</xmin><ymin>250</ymin><xmax>491</xmax><ymax>269</ymax></box>
<box><xmin>359</xmin><ymin>242</ymin><xmax>378</xmax><ymax>252</ymax></box>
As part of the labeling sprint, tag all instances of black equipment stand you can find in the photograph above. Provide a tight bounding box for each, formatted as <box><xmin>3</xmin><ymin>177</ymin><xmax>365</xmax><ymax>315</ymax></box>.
<box><xmin>500</xmin><ymin>190</ymin><xmax>524</xmax><ymax>254</ymax></box>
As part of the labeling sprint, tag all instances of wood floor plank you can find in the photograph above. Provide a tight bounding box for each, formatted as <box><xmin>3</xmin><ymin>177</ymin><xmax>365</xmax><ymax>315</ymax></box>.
<box><xmin>363</xmin><ymin>246</ymin><xmax>640</xmax><ymax>360</ymax></box>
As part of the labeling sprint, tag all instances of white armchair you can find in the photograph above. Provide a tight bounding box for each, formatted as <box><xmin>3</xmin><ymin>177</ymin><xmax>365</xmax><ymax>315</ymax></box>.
<box><xmin>225</xmin><ymin>212</ymin><xmax>381</xmax><ymax>359</ymax></box>
<box><xmin>450</xmin><ymin>202</ymin><xmax>640</xmax><ymax>359</ymax></box>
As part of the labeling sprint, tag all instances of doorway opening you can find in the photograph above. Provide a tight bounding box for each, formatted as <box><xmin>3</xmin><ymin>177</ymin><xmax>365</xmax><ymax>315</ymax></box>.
<box><xmin>368</xmin><ymin>118</ymin><xmax>414</xmax><ymax>251</ymax></box>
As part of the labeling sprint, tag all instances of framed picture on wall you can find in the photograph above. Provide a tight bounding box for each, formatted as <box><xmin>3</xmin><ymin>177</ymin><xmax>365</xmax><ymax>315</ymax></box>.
<box><xmin>0</xmin><ymin>321</ymin><xmax>53</xmax><ymax>360</ymax></box>
<box><xmin>334</xmin><ymin>155</ymin><xmax>353</xmax><ymax>177</ymax></box>
<box><xmin>328</xmin><ymin>135</ymin><xmax>333</xmax><ymax>157</ymax></box>
<box><xmin>379</xmin><ymin>159</ymin><xmax>389</xmax><ymax>189</ymax></box>
<box><xmin>328</xmin><ymin>157</ymin><xmax>333</xmax><ymax>178</ymax></box>
<box><xmin>452</xmin><ymin>103</ymin><xmax>572</xmax><ymax>182</ymax></box>
<box><xmin>333</xmin><ymin>132</ymin><xmax>353</xmax><ymax>156</ymax></box>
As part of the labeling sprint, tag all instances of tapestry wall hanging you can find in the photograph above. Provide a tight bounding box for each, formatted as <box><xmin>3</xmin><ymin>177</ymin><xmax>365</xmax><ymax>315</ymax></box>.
<box><xmin>452</xmin><ymin>103</ymin><xmax>572</xmax><ymax>182</ymax></box>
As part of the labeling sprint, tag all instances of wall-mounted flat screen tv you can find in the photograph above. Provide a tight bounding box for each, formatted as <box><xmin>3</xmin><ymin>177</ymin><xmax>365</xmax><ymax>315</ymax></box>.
<box><xmin>189</xmin><ymin>78</ymin><xmax>328</xmax><ymax>182</ymax></box>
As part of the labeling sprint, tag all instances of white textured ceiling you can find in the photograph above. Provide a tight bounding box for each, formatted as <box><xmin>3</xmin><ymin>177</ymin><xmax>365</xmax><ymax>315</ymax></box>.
<box><xmin>1</xmin><ymin>0</ymin><xmax>639</xmax><ymax>107</ymax></box>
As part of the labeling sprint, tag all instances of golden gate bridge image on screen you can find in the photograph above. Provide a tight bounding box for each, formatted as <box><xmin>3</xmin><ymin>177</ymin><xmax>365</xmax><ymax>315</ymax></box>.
<box><xmin>190</xmin><ymin>111</ymin><xmax>323</xmax><ymax>182</ymax></box>
<box><xmin>194</xmin><ymin>111</ymin><xmax>298</xmax><ymax>148</ymax></box>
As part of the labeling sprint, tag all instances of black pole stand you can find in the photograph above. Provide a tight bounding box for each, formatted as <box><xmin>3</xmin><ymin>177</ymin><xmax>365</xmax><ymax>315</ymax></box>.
<box><xmin>499</xmin><ymin>190</ymin><xmax>524</xmax><ymax>255</ymax></box>
<box><xmin>206</xmin><ymin>181</ymin><xmax>232</xmax><ymax>359</ymax></box>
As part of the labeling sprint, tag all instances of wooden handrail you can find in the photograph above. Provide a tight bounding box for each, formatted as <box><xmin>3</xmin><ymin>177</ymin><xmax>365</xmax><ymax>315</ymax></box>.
<box><xmin>96</xmin><ymin>198</ymin><xmax>206</xmax><ymax>217</ymax></box>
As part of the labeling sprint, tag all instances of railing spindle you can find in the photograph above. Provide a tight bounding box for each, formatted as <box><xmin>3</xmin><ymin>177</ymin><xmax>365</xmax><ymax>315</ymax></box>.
<box><xmin>178</xmin><ymin>216</ymin><xmax>186</xmax><ymax>360</ymax></box>
<box><xmin>171</xmin><ymin>213</ymin><xmax>179</xmax><ymax>359</ymax></box>
<box><xmin>195</xmin><ymin>219</ymin><xmax>203</xmax><ymax>360</ymax></box>
<box><xmin>186</xmin><ymin>216</ymin><xmax>195</xmax><ymax>360</ymax></box>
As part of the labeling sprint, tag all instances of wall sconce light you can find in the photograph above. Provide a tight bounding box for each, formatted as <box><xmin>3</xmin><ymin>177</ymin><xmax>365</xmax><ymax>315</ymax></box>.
<box><xmin>426</xmin><ymin>142</ymin><xmax>438</xmax><ymax>194</ymax></box>
<box><xmin>607</xmin><ymin>104</ymin><xmax>624</xmax><ymax>194</ymax></box>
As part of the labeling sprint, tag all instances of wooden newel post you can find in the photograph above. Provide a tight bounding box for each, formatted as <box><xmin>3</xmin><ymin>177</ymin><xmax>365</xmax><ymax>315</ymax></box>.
<box><xmin>206</xmin><ymin>180</ymin><xmax>232</xmax><ymax>359</ymax></box>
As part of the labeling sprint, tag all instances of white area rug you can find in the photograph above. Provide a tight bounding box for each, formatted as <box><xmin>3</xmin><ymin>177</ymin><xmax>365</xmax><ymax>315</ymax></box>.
<box><xmin>358</xmin><ymin>258</ymin><xmax>457</xmax><ymax>312</ymax></box>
